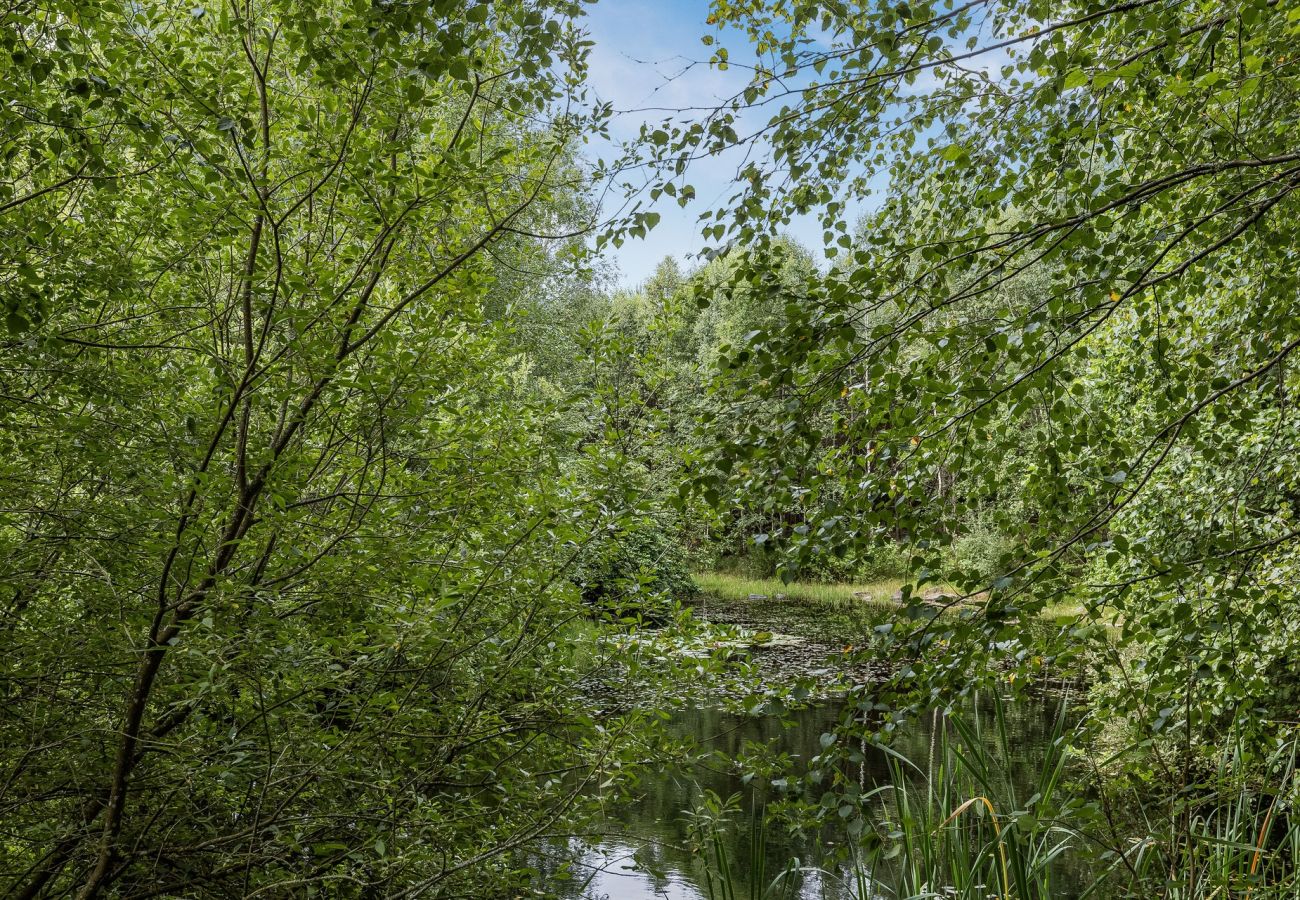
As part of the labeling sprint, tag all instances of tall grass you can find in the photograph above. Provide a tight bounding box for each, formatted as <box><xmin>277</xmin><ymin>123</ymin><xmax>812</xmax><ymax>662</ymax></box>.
<box><xmin>691</xmin><ymin>695</ymin><xmax>1300</xmax><ymax>898</ymax></box>
<box><xmin>690</xmin><ymin>695</ymin><xmax>1082</xmax><ymax>899</ymax></box>
<box><xmin>692</xmin><ymin>571</ymin><xmax>1088</xmax><ymax>625</ymax></box>
<box><xmin>1105</xmin><ymin>736</ymin><xmax>1300</xmax><ymax>899</ymax></box>
<box><xmin>867</xmin><ymin>694</ymin><xmax>1080</xmax><ymax>899</ymax></box>
<box><xmin>693</xmin><ymin>571</ymin><xmax>905</xmax><ymax>607</ymax></box>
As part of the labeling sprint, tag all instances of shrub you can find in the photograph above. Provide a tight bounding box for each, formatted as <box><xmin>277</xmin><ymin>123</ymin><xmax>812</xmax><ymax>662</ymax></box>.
<box><xmin>950</xmin><ymin>520</ymin><xmax>1014</xmax><ymax>584</ymax></box>
<box><xmin>570</xmin><ymin>517</ymin><xmax>694</xmax><ymax>620</ymax></box>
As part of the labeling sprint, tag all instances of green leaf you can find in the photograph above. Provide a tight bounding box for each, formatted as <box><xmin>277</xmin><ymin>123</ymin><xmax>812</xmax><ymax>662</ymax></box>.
<box><xmin>1062</xmin><ymin>69</ymin><xmax>1090</xmax><ymax>89</ymax></box>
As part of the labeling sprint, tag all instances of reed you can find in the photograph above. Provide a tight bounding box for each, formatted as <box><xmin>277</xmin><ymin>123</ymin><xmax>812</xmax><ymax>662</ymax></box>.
<box><xmin>692</xmin><ymin>697</ymin><xmax>1300</xmax><ymax>898</ymax></box>
<box><xmin>1105</xmin><ymin>736</ymin><xmax>1300</xmax><ymax>899</ymax></box>
<box><xmin>866</xmin><ymin>694</ymin><xmax>1078</xmax><ymax>899</ymax></box>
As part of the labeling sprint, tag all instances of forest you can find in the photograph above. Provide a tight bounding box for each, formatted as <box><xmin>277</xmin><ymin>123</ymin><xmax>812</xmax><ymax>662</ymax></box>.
<box><xmin>2</xmin><ymin>0</ymin><xmax>1299</xmax><ymax>897</ymax></box>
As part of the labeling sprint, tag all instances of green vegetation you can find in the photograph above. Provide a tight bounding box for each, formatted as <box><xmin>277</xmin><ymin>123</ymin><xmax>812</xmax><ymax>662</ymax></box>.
<box><xmin>694</xmin><ymin>574</ymin><xmax>1096</xmax><ymax>630</ymax></box>
<box><xmin>4</xmin><ymin>0</ymin><xmax>1300</xmax><ymax>896</ymax></box>
<box><xmin>693</xmin><ymin>697</ymin><xmax>1083</xmax><ymax>899</ymax></box>
<box><xmin>690</xmin><ymin>701</ymin><xmax>1300</xmax><ymax>900</ymax></box>
<box><xmin>694</xmin><ymin>572</ymin><xmax>906</xmax><ymax>607</ymax></box>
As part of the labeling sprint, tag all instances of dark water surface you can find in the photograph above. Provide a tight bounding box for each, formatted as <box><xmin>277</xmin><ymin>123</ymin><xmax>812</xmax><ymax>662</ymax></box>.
<box><xmin>542</xmin><ymin>593</ymin><xmax>1097</xmax><ymax>899</ymax></box>
<box><xmin>551</xmin><ymin>693</ymin><xmax>1093</xmax><ymax>900</ymax></box>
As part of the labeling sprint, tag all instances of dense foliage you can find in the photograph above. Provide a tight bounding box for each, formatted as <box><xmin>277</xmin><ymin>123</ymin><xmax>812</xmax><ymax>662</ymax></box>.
<box><xmin>619</xmin><ymin>0</ymin><xmax>1300</xmax><ymax>752</ymax></box>
<box><xmin>6</xmin><ymin>0</ymin><xmax>1300</xmax><ymax>895</ymax></box>
<box><xmin>0</xmin><ymin>1</ymin><xmax>674</xmax><ymax>895</ymax></box>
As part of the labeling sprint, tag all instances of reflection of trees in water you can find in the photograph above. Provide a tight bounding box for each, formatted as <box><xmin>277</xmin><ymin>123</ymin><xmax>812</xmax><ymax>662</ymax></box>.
<box><xmin>529</xmin><ymin>840</ymin><xmax>691</xmax><ymax>900</ymax></box>
<box><xmin>544</xmin><ymin>691</ymin><xmax>1083</xmax><ymax>899</ymax></box>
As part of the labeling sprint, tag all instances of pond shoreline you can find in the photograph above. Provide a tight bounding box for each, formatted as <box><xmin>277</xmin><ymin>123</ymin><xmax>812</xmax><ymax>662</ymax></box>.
<box><xmin>685</xmin><ymin>591</ymin><xmax>1088</xmax><ymax>697</ymax></box>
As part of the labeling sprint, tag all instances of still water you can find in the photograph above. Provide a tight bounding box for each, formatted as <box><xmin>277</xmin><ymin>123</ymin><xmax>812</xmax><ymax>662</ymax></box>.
<box><xmin>553</xmin><ymin>693</ymin><xmax>1089</xmax><ymax>900</ymax></box>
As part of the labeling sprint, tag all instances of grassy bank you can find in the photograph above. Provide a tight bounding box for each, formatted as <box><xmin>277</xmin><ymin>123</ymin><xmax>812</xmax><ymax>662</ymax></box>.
<box><xmin>692</xmin><ymin>571</ymin><xmax>1088</xmax><ymax>624</ymax></box>
<box><xmin>693</xmin><ymin>571</ymin><xmax>907</xmax><ymax>606</ymax></box>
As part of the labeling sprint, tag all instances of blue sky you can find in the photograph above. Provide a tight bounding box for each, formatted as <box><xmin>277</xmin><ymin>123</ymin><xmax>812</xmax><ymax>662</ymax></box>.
<box><xmin>578</xmin><ymin>1</ymin><xmax>1014</xmax><ymax>289</ymax></box>
<box><xmin>581</xmin><ymin>0</ymin><xmax>845</xmax><ymax>288</ymax></box>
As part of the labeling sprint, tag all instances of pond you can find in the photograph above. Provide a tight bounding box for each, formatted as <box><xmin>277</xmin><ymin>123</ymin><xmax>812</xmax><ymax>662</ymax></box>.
<box><xmin>533</xmin><ymin>590</ymin><xmax>1102</xmax><ymax>894</ymax></box>
<box><xmin>552</xmin><ymin>695</ymin><xmax>1093</xmax><ymax>899</ymax></box>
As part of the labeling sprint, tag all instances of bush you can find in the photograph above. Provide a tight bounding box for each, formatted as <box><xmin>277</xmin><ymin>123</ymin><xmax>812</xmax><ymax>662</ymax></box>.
<box><xmin>855</xmin><ymin>543</ymin><xmax>911</xmax><ymax>581</ymax></box>
<box><xmin>709</xmin><ymin>548</ymin><xmax>776</xmax><ymax>579</ymax></box>
<box><xmin>950</xmin><ymin>520</ymin><xmax>1013</xmax><ymax>584</ymax></box>
<box><xmin>709</xmin><ymin>542</ymin><xmax>912</xmax><ymax>584</ymax></box>
<box><xmin>570</xmin><ymin>517</ymin><xmax>694</xmax><ymax>620</ymax></box>
<box><xmin>792</xmin><ymin>542</ymin><xmax>912</xmax><ymax>583</ymax></box>
<box><xmin>797</xmin><ymin>547</ymin><xmax>862</xmax><ymax>583</ymax></box>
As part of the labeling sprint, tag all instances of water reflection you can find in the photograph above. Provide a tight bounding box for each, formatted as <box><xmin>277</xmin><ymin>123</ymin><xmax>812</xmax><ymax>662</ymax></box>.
<box><xmin>550</xmin><ymin>693</ymin><xmax>1089</xmax><ymax>900</ymax></box>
